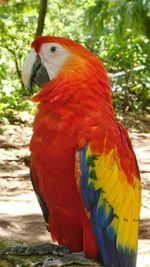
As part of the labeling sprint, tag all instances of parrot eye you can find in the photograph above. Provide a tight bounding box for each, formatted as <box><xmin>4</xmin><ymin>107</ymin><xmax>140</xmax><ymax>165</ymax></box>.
<box><xmin>50</xmin><ymin>46</ymin><xmax>57</xmax><ymax>53</ymax></box>
<box><xmin>47</xmin><ymin>43</ymin><xmax>64</xmax><ymax>56</ymax></box>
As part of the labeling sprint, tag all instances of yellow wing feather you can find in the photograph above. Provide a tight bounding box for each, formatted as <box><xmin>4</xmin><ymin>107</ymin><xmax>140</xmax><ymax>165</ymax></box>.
<box><xmin>86</xmin><ymin>145</ymin><xmax>141</xmax><ymax>254</ymax></box>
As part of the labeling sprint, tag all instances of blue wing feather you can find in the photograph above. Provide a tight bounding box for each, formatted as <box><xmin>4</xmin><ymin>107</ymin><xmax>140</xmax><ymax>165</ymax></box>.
<box><xmin>79</xmin><ymin>145</ymin><xmax>137</xmax><ymax>267</ymax></box>
<box><xmin>80</xmin><ymin>145</ymin><xmax>112</xmax><ymax>266</ymax></box>
<box><xmin>79</xmin><ymin>144</ymin><xmax>96</xmax><ymax>210</ymax></box>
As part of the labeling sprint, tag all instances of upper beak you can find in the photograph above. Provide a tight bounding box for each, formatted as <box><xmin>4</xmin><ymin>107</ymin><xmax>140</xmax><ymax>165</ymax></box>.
<box><xmin>22</xmin><ymin>49</ymin><xmax>50</xmax><ymax>94</ymax></box>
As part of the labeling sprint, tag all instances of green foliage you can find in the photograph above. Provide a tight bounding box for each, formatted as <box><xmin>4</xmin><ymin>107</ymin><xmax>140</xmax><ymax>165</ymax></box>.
<box><xmin>102</xmin><ymin>34</ymin><xmax>150</xmax><ymax>111</ymax></box>
<box><xmin>0</xmin><ymin>0</ymin><xmax>39</xmax><ymax>121</ymax></box>
<box><xmin>0</xmin><ymin>0</ymin><xmax>149</xmax><ymax>123</ymax></box>
<box><xmin>84</xmin><ymin>0</ymin><xmax>150</xmax><ymax>112</ymax></box>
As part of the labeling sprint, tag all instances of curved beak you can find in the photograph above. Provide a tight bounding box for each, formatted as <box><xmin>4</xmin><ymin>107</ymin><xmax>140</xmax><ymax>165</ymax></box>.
<box><xmin>22</xmin><ymin>49</ymin><xmax>50</xmax><ymax>94</ymax></box>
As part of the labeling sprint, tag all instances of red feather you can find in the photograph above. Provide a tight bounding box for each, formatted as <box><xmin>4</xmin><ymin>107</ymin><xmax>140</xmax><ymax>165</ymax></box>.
<box><xmin>30</xmin><ymin>36</ymin><xmax>140</xmax><ymax>261</ymax></box>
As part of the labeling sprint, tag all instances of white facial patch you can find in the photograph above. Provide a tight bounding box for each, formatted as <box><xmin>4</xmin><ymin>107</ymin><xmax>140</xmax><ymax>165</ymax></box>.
<box><xmin>22</xmin><ymin>48</ymin><xmax>37</xmax><ymax>90</ymax></box>
<box><xmin>39</xmin><ymin>43</ymin><xmax>70</xmax><ymax>80</ymax></box>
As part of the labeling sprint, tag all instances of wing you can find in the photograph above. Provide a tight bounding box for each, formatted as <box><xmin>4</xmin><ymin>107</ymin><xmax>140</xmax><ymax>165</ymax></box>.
<box><xmin>78</xmin><ymin>124</ymin><xmax>141</xmax><ymax>267</ymax></box>
<box><xmin>30</xmin><ymin>162</ymin><xmax>49</xmax><ymax>228</ymax></box>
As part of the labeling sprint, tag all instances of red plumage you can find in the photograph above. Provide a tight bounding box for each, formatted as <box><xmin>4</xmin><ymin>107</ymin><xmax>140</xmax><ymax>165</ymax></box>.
<box><xmin>28</xmin><ymin>36</ymin><xmax>141</xmax><ymax>263</ymax></box>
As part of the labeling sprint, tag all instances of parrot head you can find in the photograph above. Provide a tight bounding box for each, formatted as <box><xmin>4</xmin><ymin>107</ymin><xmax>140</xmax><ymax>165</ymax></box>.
<box><xmin>22</xmin><ymin>36</ymin><xmax>109</xmax><ymax>94</ymax></box>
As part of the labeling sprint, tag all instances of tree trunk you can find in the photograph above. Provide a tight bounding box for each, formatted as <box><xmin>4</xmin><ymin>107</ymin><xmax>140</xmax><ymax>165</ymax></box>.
<box><xmin>35</xmin><ymin>0</ymin><xmax>47</xmax><ymax>37</ymax></box>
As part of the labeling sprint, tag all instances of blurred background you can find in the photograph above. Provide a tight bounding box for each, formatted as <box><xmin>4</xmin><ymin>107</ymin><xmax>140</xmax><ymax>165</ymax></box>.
<box><xmin>0</xmin><ymin>1</ymin><xmax>150</xmax><ymax>267</ymax></box>
<box><xmin>0</xmin><ymin>0</ymin><xmax>149</xmax><ymax>124</ymax></box>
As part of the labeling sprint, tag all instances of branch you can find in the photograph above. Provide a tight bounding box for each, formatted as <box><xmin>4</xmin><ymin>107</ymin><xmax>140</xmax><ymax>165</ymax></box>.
<box><xmin>35</xmin><ymin>0</ymin><xmax>48</xmax><ymax>37</ymax></box>
<box><xmin>4</xmin><ymin>44</ymin><xmax>24</xmax><ymax>87</ymax></box>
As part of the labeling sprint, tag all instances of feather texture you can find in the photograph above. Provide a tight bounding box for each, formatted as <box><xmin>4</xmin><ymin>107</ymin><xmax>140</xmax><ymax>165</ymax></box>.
<box><xmin>78</xmin><ymin>131</ymin><xmax>141</xmax><ymax>266</ymax></box>
<box><xmin>28</xmin><ymin>36</ymin><xmax>142</xmax><ymax>267</ymax></box>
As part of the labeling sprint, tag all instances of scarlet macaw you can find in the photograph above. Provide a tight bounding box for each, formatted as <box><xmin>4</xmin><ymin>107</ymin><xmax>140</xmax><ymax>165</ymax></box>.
<box><xmin>22</xmin><ymin>36</ymin><xmax>141</xmax><ymax>267</ymax></box>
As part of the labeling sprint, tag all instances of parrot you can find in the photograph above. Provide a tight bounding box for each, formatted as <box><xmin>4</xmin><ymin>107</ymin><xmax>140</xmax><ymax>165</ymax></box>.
<box><xmin>22</xmin><ymin>36</ymin><xmax>141</xmax><ymax>267</ymax></box>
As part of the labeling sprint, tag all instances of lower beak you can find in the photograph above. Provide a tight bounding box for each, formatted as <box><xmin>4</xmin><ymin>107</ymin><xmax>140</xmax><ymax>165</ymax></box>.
<box><xmin>30</xmin><ymin>55</ymin><xmax>49</xmax><ymax>93</ymax></box>
<box><xmin>22</xmin><ymin>49</ymin><xmax>50</xmax><ymax>94</ymax></box>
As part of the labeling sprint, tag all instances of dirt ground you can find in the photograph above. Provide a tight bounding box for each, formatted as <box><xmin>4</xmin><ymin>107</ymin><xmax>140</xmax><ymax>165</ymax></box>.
<box><xmin>0</xmin><ymin>116</ymin><xmax>149</xmax><ymax>266</ymax></box>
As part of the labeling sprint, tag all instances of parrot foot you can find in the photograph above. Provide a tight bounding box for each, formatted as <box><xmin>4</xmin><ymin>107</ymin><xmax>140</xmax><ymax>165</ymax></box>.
<box><xmin>0</xmin><ymin>242</ymin><xmax>70</xmax><ymax>256</ymax></box>
<box><xmin>32</xmin><ymin>252</ymin><xmax>101</xmax><ymax>267</ymax></box>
